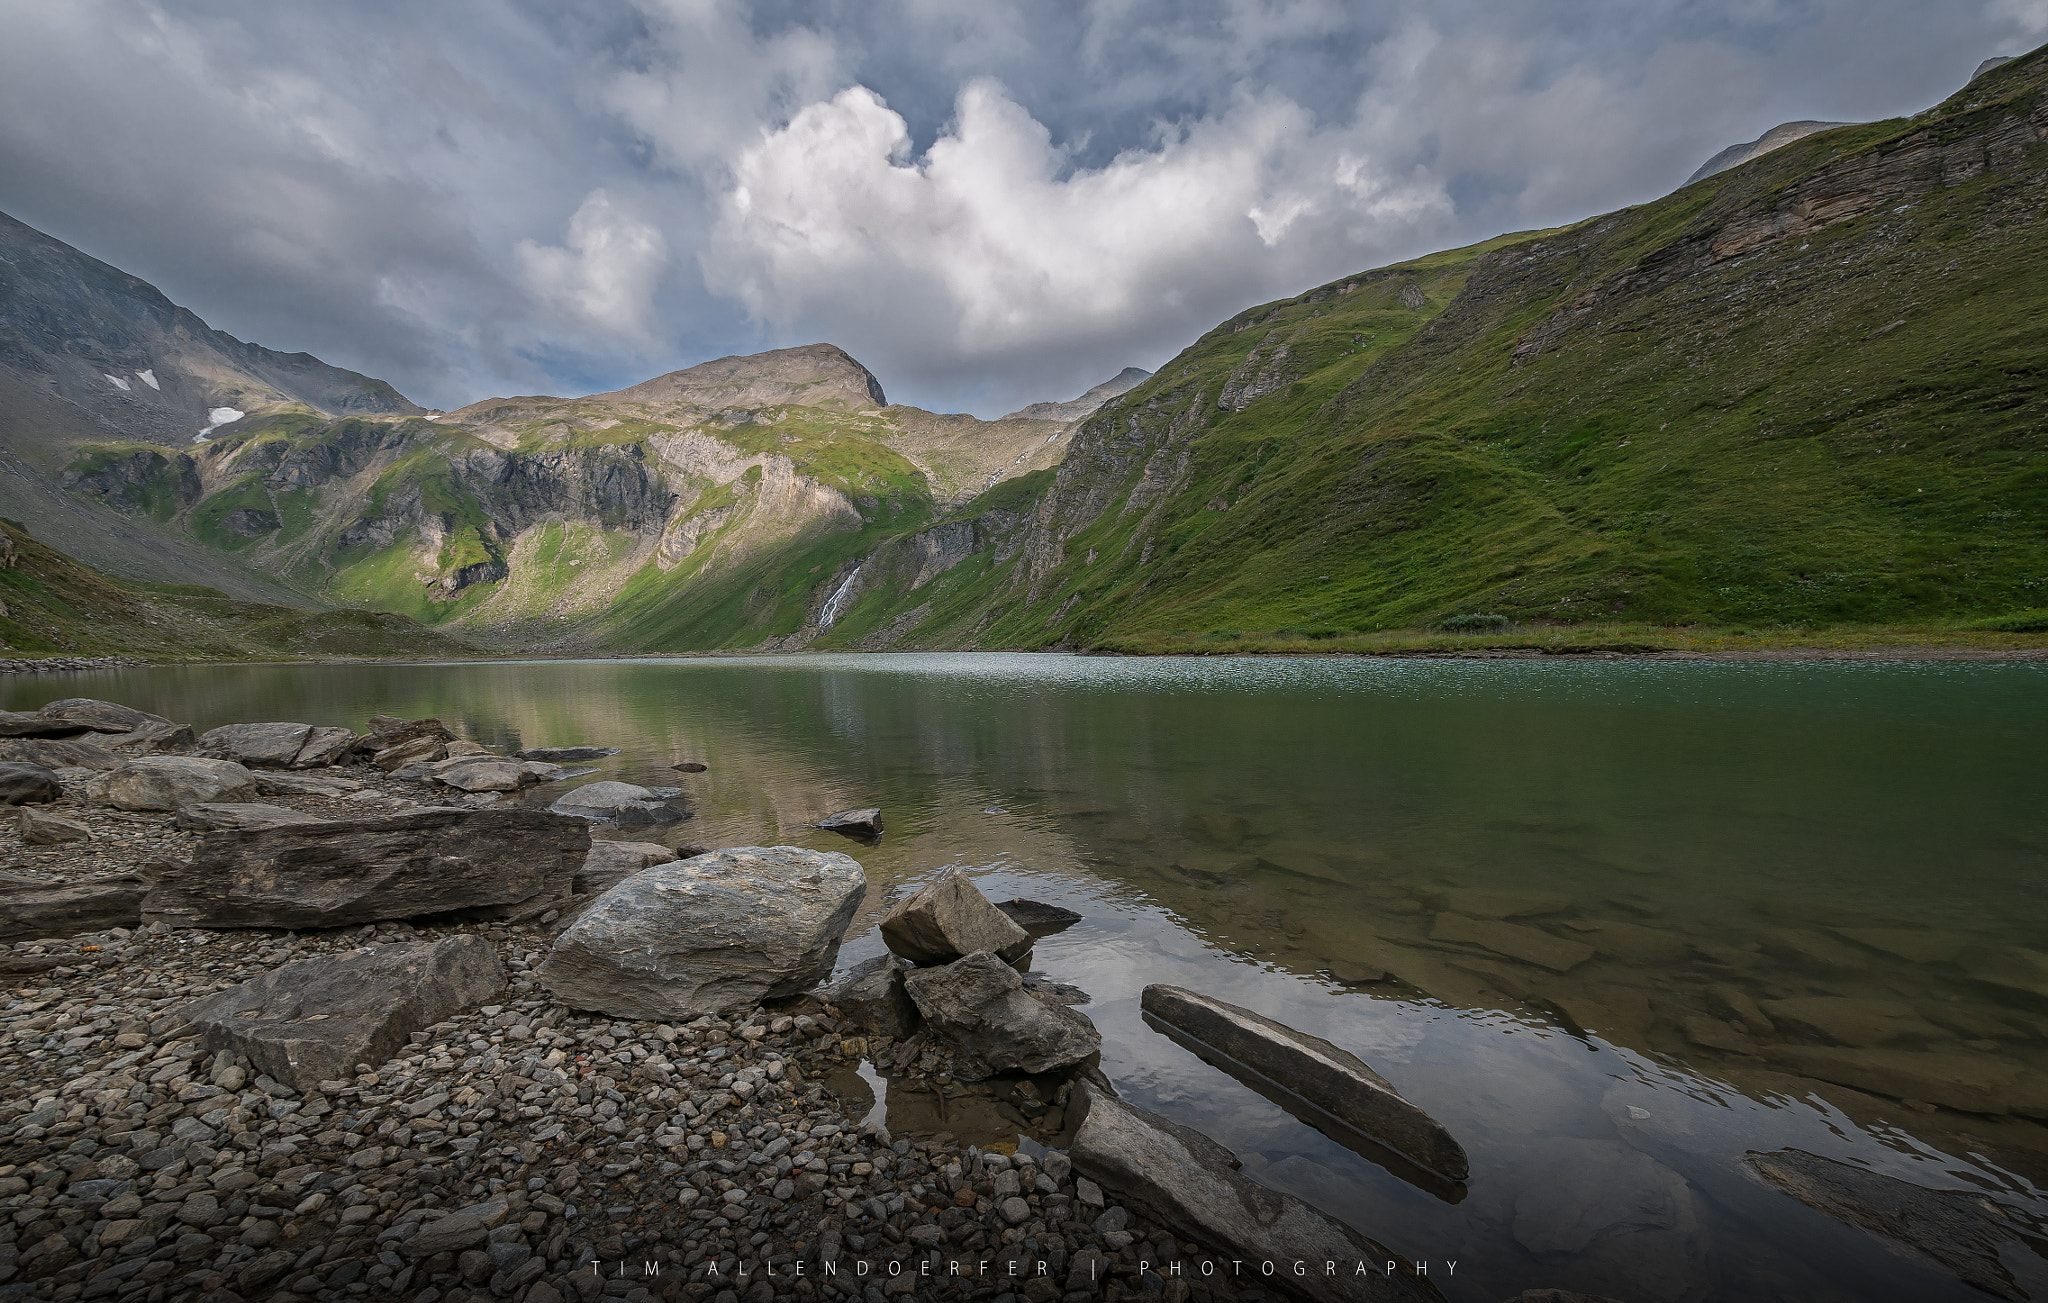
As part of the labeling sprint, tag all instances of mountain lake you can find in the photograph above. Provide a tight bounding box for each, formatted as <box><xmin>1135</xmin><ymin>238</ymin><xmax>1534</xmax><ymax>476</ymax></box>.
<box><xmin>6</xmin><ymin>653</ymin><xmax>2045</xmax><ymax>1302</ymax></box>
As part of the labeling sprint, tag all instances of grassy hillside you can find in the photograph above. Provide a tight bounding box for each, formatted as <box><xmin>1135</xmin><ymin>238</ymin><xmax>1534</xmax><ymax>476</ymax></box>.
<box><xmin>812</xmin><ymin>48</ymin><xmax>2048</xmax><ymax>649</ymax></box>
<box><xmin>0</xmin><ymin>520</ymin><xmax>474</xmax><ymax>661</ymax></box>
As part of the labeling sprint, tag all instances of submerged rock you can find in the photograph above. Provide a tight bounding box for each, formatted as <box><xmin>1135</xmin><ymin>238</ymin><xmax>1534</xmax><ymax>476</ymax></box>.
<box><xmin>182</xmin><ymin>935</ymin><xmax>506</xmax><ymax>1092</ymax></box>
<box><xmin>815</xmin><ymin>807</ymin><xmax>883</xmax><ymax>838</ymax></box>
<box><xmin>902</xmin><ymin>950</ymin><xmax>1100</xmax><ymax>1077</ymax></box>
<box><xmin>879</xmin><ymin>865</ymin><xmax>1029</xmax><ymax>964</ymax></box>
<box><xmin>1748</xmin><ymin>1148</ymin><xmax>2036</xmax><ymax>1300</ymax></box>
<box><xmin>517</xmin><ymin>745</ymin><xmax>619</xmax><ymax>762</ymax></box>
<box><xmin>830</xmin><ymin>954</ymin><xmax>920</xmax><ymax>1039</ymax></box>
<box><xmin>1141</xmin><ymin>983</ymin><xmax>1470</xmax><ymax>1182</ymax></box>
<box><xmin>671</xmin><ymin>760</ymin><xmax>709</xmax><ymax>773</ymax></box>
<box><xmin>141</xmin><ymin>807</ymin><xmax>590</xmax><ymax>929</ymax></box>
<box><xmin>539</xmin><ymin>846</ymin><xmax>866</xmax><ymax>1019</ymax></box>
<box><xmin>1431</xmin><ymin>913</ymin><xmax>1595</xmax><ymax>973</ymax></box>
<box><xmin>86</xmin><ymin>755</ymin><xmax>259</xmax><ymax>810</ymax></box>
<box><xmin>1068</xmin><ymin>1081</ymin><xmax>1434</xmax><ymax>1303</ymax></box>
<box><xmin>0</xmin><ymin>761</ymin><xmax>63</xmax><ymax>805</ymax></box>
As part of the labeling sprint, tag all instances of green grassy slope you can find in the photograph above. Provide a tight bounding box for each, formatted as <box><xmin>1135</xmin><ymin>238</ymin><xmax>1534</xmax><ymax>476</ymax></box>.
<box><xmin>824</xmin><ymin>50</ymin><xmax>2048</xmax><ymax>648</ymax></box>
<box><xmin>0</xmin><ymin>521</ymin><xmax>473</xmax><ymax>661</ymax></box>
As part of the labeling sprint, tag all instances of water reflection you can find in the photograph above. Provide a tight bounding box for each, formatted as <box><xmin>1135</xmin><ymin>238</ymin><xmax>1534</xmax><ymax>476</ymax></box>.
<box><xmin>7</xmin><ymin>654</ymin><xmax>2047</xmax><ymax>1301</ymax></box>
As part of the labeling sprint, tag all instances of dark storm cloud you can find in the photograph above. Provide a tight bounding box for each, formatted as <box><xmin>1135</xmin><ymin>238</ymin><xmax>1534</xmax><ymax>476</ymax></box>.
<box><xmin>0</xmin><ymin>0</ymin><xmax>2038</xmax><ymax>415</ymax></box>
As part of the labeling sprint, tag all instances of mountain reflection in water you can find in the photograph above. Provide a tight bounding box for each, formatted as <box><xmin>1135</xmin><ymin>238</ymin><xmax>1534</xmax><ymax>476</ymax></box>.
<box><xmin>10</xmin><ymin>653</ymin><xmax>2046</xmax><ymax>1302</ymax></box>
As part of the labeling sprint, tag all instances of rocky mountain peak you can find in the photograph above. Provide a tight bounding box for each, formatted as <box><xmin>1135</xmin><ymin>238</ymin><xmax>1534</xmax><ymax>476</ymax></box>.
<box><xmin>999</xmin><ymin>366</ymin><xmax>1154</xmax><ymax>423</ymax></box>
<box><xmin>598</xmin><ymin>342</ymin><xmax>887</xmax><ymax>414</ymax></box>
<box><xmin>1685</xmin><ymin>120</ymin><xmax>1856</xmax><ymax>186</ymax></box>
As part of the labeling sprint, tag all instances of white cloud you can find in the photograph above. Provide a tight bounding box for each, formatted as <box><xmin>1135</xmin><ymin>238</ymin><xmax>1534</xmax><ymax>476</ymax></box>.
<box><xmin>517</xmin><ymin>190</ymin><xmax>673</xmax><ymax>344</ymax></box>
<box><xmin>702</xmin><ymin>78</ymin><xmax>1451</xmax><ymax>384</ymax></box>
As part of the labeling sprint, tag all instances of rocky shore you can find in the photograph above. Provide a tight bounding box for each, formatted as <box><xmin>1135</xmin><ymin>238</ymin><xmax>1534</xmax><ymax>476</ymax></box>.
<box><xmin>0</xmin><ymin>701</ymin><xmax>1457</xmax><ymax>1303</ymax></box>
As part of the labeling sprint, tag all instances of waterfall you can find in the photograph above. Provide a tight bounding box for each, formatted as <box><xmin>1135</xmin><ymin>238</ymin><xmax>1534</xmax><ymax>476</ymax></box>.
<box><xmin>818</xmin><ymin>561</ymin><xmax>865</xmax><ymax>628</ymax></box>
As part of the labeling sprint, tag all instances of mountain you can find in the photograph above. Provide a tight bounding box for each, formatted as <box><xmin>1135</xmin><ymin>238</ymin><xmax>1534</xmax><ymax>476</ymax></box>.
<box><xmin>1684</xmin><ymin>120</ymin><xmax>1855</xmax><ymax>186</ymax></box>
<box><xmin>1000</xmin><ymin>367</ymin><xmax>1153</xmax><ymax>422</ymax></box>
<box><xmin>0</xmin><ymin>210</ymin><xmax>421</xmax><ymax>600</ymax></box>
<box><xmin>779</xmin><ymin>45</ymin><xmax>2048</xmax><ymax>649</ymax></box>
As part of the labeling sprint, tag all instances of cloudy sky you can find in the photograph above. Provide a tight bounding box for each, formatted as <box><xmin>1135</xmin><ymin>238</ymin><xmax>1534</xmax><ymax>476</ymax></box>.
<box><xmin>1</xmin><ymin>1</ymin><xmax>2040</xmax><ymax>416</ymax></box>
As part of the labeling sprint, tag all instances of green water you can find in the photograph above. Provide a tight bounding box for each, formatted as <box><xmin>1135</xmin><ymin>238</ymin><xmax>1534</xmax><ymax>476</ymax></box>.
<box><xmin>7</xmin><ymin>654</ymin><xmax>2046</xmax><ymax>1302</ymax></box>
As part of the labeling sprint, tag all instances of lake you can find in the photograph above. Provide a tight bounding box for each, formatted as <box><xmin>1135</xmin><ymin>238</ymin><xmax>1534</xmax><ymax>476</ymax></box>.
<box><xmin>7</xmin><ymin>653</ymin><xmax>2046</xmax><ymax>1302</ymax></box>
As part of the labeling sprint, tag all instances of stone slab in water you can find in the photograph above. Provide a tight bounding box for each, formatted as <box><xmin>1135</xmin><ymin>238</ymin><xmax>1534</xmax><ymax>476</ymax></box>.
<box><xmin>539</xmin><ymin>845</ymin><xmax>866</xmax><ymax>1020</ymax></box>
<box><xmin>814</xmin><ymin>807</ymin><xmax>883</xmax><ymax>838</ymax></box>
<box><xmin>517</xmin><ymin>746</ymin><xmax>619</xmax><ymax>762</ymax></box>
<box><xmin>182</xmin><ymin>935</ymin><xmax>506</xmax><ymax>1091</ymax></box>
<box><xmin>549</xmin><ymin>780</ymin><xmax>683</xmax><ymax>824</ymax></box>
<box><xmin>142</xmin><ymin>807</ymin><xmax>589</xmax><ymax>930</ymax></box>
<box><xmin>994</xmin><ymin>898</ymin><xmax>1082</xmax><ymax>937</ymax></box>
<box><xmin>1141</xmin><ymin>983</ymin><xmax>1470</xmax><ymax>1183</ymax></box>
<box><xmin>1068</xmin><ymin>1080</ymin><xmax>1435</xmax><ymax>1303</ymax></box>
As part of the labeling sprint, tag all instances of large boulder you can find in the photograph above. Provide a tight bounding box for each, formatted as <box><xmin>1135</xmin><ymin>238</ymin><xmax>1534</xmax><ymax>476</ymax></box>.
<box><xmin>0</xmin><ymin>762</ymin><xmax>63</xmax><ymax>805</ymax></box>
<box><xmin>181</xmin><ymin>936</ymin><xmax>506</xmax><ymax>1091</ymax></box>
<box><xmin>86</xmin><ymin>756</ymin><xmax>258</xmax><ymax>810</ymax></box>
<box><xmin>1141</xmin><ymin>984</ymin><xmax>1469</xmax><ymax>1183</ymax></box>
<box><xmin>879</xmin><ymin>866</ymin><xmax>1029</xmax><ymax>964</ymax></box>
<box><xmin>815</xmin><ymin>807</ymin><xmax>883</xmax><ymax>838</ymax></box>
<box><xmin>901</xmin><ymin>950</ymin><xmax>1100</xmax><ymax>1077</ymax></box>
<box><xmin>140</xmin><ymin>808</ymin><xmax>590</xmax><ymax>930</ymax></box>
<box><xmin>38</xmin><ymin>699</ymin><xmax>175</xmax><ymax>733</ymax></box>
<box><xmin>548</xmin><ymin>780</ymin><xmax>683</xmax><ymax>825</ymax></box>
<box><xmin>830</xmin><ymin>954</ymin><xmax>920</xmax><ymax>1039</ymax></box>
<box><xmin>1069</xmin><ymin>1082</ymin><xmax>1434</xmax><ymax>1303</ymax></box>
<box><xmin>0</xmin><ymin>876</ymin><xmax>147</xmax><ymax>942</ymax></box>
<box><xmin>0</xmin><ymin>710</ymin><xmax>74</xmax><ymax>738</ymax></box>
<box><xmin>0</xmin><ymin>737</ymin><xmax>121</xmax><ymax>770</ymax></box>
<box><xmin>198</xmin><ymin>722</ymin><xmax>314</xmax><ymax>768</ymax></box>
<box><xmin>539</xmin><ymin>846</ymin><xmax>866</xmax><ymax>1019</ymax></box>
<box><xmin>575</xmin><ymin>840</ymin><xmax>677</xmax><ymax>895</ymax></box>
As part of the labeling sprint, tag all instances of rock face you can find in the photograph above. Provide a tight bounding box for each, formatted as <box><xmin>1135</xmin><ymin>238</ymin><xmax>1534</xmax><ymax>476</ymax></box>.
<box><xmin>0</xmin><ymin>876</ymin><xmax>148</xmax><ymax>942</ymax></box>
<box><xmin>141</xmin><ymin>808</ymin><xmax>591</xmax><ymax>930</ymax></box>
<box><xmin>814</xmin><ymin>807</ymin><xmax>883</xmax><ymax>838</ymax></box>
<box><xmin>548</xmin><ymin>780</ymin><xmax>682</xmax><ymax>825</ymax></box>
<box><xmin>18</xmin><ymin>806</ymin><xmax>90</xmax><ymax>844</ymax></box>
<box><xmin>879</xmin><ymin>866</ymin><xmax>1029</xmax><ymax>964</ymax></box>
<box><xmin>574</xmin><ymin>840</ymin><xmax>677</xmax><ymax>895</ymax></box>
<box><xmin>539</xmin><ymin>847</ymin><xmax>866</xmax><ymax>1020</ymax></box>
<box><xmin>0</xmin><ymin>762</ymin><xmax>63</xmax><ymax>805</ymax></box>
<box><xmin>181</xmin><ymin>936</ymin><xmax>506</xmax><ymax>1091</ymax></box>
<box><xmin>830</xmin><ymin>954</ymin><xmax>920</xmax><ymax>1039</ymax></box>
<box><xmin>1069</xmin><ymin>1082</ymin><xmax>1432</xmax><ymax>1303</ymax></box>
<box><xmin>901</xmin><ymin>950</ymin><xmax>1100</xmax><ymax>1078</ymax></box>
<box><xmin>85</xmin><ymin>756</ymin><xmax>259</xmax><ymax>810</ymax></box>
<box><xmin>197</xmin><ymin>722</ymin><xmax>314</xmax><ymax>767</ymax></box>
<box><xmin>1141</xmin><ymin>984</ymin><xmax>1470</xmax><ymax>1183</ymax></box>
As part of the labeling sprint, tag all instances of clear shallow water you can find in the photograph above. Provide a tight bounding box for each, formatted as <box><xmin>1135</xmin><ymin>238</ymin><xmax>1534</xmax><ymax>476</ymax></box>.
<box><xmin>8</xmin><ymin>654</ymin><xmax>2048</xmax><ymax>1302</ymax></box>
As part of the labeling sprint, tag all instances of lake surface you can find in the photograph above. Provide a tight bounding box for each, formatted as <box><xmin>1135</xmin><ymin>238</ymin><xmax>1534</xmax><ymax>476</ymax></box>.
<box><xmin>8</xmin><ymin>653</ymin><xmax>2047</xmax><ymax>1302</ymax></box>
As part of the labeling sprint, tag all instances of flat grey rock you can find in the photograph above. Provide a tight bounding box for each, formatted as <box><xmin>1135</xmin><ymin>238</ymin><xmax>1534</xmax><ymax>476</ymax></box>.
<box><xmin>1069</xmin><ymin>1081</ymin><xmax>1434</xmax><ymax>1303</ymax></box>
<box><xmin>86</xmin><ymin>756</ymin><xmax>258</xmax><ymax>810</ymax></box>
<box><xmin>0</xmin><ymin>737</ymin><xmax>122</xmax><ymax>771</ymax></box>
<box><xmin>0</xmin><ymin>876</ymin><xmax>147</xmax><ymax>942</ymax></box>
<box><xmin>141</xmin><ymin>807</ymin><xmax>589</xmax><ymax>929</ymax></box>
<box><xmin>435</xmin><ymin>759</ymin><xmax>535</xmax><ymax>793</ymax></box>
<box><xmin>902</xmin><ymin>950</ymin><xmax>1100</xmax><ymax>1077</ymax></box>
<box><xmin>830</xmin><ymin>954</ymin><xmax>920</xmax><ymax>1039</ymax></box>
<box><xmin>1141</xmin><ymin>984</ymin><xmax>1469</xmax><ymax>1183</ymax></box>
<box><xmin>182</xmin><ymin>936</ymin><xmax>506</xmax><ymax>1091</ymax></box>
<box><xmin>172</xmin><ymin>802</ymin><xmax>334</xmax><ymax>832</ymax></box>
<box><xmin>517</xmin><ymin>746</ymin><xmax>619</xmax><ymax>762</ymax></box>
<box><xmin>574</xmin><ymin>839</ymin><xmax>677</xmax><ymax>895</ymax></box>
<box><xmin>539</xmin><ymin>846</ymin><xmax>866</xmax><ymax>1020</ymax></box>
<box><xmin>549</xmin><ymin>780</ymin><xmax>683</xmax><ymax>825</ymax></box>
<box><xmin>879</xmin><ymin>865</ymin><xmax>1029</xmax><ymax>964</ymax></box>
